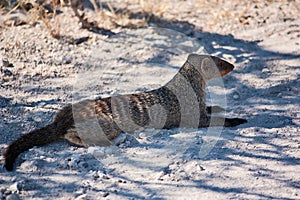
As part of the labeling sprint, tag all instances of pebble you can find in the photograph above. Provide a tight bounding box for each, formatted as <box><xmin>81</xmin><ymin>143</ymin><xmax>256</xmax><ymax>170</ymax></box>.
<box><xmin>75</xmin><ymin>194</ymin><xmax>87</xmax><ymax>200</ymax></box>
<box><xmin>138</xmin><ymin>132</ymin><xmax>148</xmax><ymax>139</ymax></box>
<box><xmin>62</xmin><ymin>56</ymin><xmax>72</xmax><ymax>64</ymax></box>
<box><xmin>113</xmin><ymin>133</ymin><xmax>139</xmax><ymax>147</ymax></box>
<box><xmin>75</xmin><ymin>188</ymin><xmax>86</xmax><ymax>196</ymax></box>
<box><xmin>198</xmin><ymin>165</ymin><xmax>205</xmax><ymax>171</ymax></box>
<box><xmin>32</xmin><ymin>116</ymin><xmax>42</xmax><ymax>122</ymax></box>
<box><xmin>3</xmin><ymin>76</ymin><xmax>10</xmax><ymax>82</ymax></box>
<box><xmin>3</xmin><ymin>69</ymin><xmax>13</xmax><ymax>76</ymax></box>
<box><xmin>38</xmin><ymin>102</ymin><xmax>46</xmax><ymax>107</ymax></box>
<box><xmin>262</xmin><ymin>68</ymin><xmax>271</xmax><ymax>73</ymax></box>
<box><xmin>68</xmin><ymin>155</ymin><xmax>80</xmax><ymax>169</ymax></box>
<box><xmin>277</xmin><ymin>92</ymin><xmax>282</xmax><ymax>97</ymax></box>
<box><xmin>195</xmin><ymin>136</ymin><xmax>203</xmax><ymax>144</ymax></box>
<box><xmin>8</xmin><ymin>182</ymin><xmax>20</xmax><ymax>193</ymax></box>
<box><xmin>233</xmin><ymin>93</ymin><xmax>240</xmax><ymax>100</ymax></box>
<box><xmin>2</xmin><ymin>58</ymin><xmax>10</xmax><ymax>67</ymax></box>
<box><xmin>101</xmin><ymin>192</ymin><xmax>109</xmax><ymax>197</ymax></box>
<box><xmin>98</xmin><ymin>171</ymin><xmax>110</xmax><ymax>179</ymax></box>
<box><xmin>88</xmin><ymin>147</ymin><xmax>106</xmax><ymax>159</ymax></box>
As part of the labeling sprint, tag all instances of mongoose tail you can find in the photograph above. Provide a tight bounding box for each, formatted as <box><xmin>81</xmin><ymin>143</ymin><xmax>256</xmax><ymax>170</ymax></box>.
<box><xmin>4</xmin><ymin>105</ymin><xmax>74</xmax><ymax>171</ymax></box>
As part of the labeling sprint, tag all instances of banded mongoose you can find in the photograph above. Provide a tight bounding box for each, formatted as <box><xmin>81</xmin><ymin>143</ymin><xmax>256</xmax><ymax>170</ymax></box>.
<box><xmin>3</xmin><ymin>54</ymin><xmax>247</xmax><ymax>171</ymax></box>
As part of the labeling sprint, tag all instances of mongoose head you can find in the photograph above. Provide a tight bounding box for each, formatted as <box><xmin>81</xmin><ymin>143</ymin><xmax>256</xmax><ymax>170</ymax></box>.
<box><xmin>187</xmin><ymin>54</ymin><xmax>234</xmax><ymax>81</ymax></box>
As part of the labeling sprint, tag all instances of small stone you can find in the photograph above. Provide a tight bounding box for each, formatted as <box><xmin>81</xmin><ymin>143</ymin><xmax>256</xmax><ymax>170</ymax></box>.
<box><xmin>68</xmin><ymin>155</ymin><xmax>80</xmax><ymax>169</ymax></box>
<box><xmin>244</xmin><ymin>59</ymin><xmax>250</xmax><ymax>64</ymax></box>
<box><xmin>6</xmin><ymin>194</ymin><xmax>21</xmax><ymax>200</ymax></box>
<box><xmin>3</xmin><ymin>69</ymin><xmax>13</xmax><ymax>76</ymax></box>
<box><xmin>3</xmin><ymin>76</ymin><xmax>10</xmax><ymax>82</ymax></box>
<box><xmin>8</xmin><ymin>182</ymin><xmax>21</xmax><ymax>193</ymax></box>
<box><xmin>113</xmin><ymin>133</ymin><xmax>139</xmax><ymax>147</ymax></box>
<box><xmin>62</xmin><ymin>57</ymin><xmax>72</xmax><ymax>64</ymax></box>
<box><xmin>233</xmin><ymin>94</ymin><xmax>240</xmax><ymax>100</ymax></box>
<box><xmin>75</xmin><ymin>189</ymin><xmax>85</xmax><ymax>195</ymax></box>
<box><xmin>262</xmin><ymin>68</ymin><xmax>270</xmax><ymax>74</ymax></box>
<box><xmin>101</xmin><ymin>192</ymin><xmax>109</xmax><ymax>197</ymax></box>
<box><xmin>195</xmin><ymin>136</ymin><xmax>203</xmax><ymax>144</ymax></box>
<box><xmin>2</xmin><ymin>58</ymin><xmax>10</xmax><ymax>67</ymax></box>
<box><xmin>75</xmin><ymin>194</ymin><xmax>87</xmax><ymax>200</ymax></box>
<box><xmin>38</xmin><ymin>102</ymin><xmax>46</xmax><ymax>107</ymax></box>
<box><xmin>98</xmin><ymin>171</ymin><xmax>109</xmax><ymax>179</ymax></box>
<box><xmin>277</xmin><ymin>92</ymin><xmax>282</xmax><ymax>97</ymax></box>
<box><xmin>88</xmin><ymin>147</ymin><xmax>105</xmax><ymax>159</ymax></box>
<box><xmin>32</xmin><ymin>116</ymin><xmax>42</xmax><ymax>122</ymax></box>
<box><xmin>138</xmin><ymin>132</ymin><xmax>148</xmax><ymax>139</ymax></box>
<box><xmin>199</xmin><ymin>165</ymin><xmax>205</xmax><ymax>171</ymax></box>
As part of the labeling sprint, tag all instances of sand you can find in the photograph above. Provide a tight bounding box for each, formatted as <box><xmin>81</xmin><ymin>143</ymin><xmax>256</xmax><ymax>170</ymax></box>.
<box><xmin>0</xmin><ymin>1</ymin><xmax>299</xmax><ymax>199</ymax></box>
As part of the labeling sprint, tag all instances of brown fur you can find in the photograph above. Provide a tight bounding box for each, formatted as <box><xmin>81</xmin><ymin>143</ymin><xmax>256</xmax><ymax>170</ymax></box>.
<box><xmin>3</xmin><ymin>54</ymin><xmax>247</xmax><ymax>171</ymax></box>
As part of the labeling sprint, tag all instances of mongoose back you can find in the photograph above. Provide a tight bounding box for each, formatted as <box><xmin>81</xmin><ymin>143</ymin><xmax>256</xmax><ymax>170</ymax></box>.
<box><xmin>3</xmin><ymin>54</ymin><xmax>247</xmax><ymax>171</ymax></box>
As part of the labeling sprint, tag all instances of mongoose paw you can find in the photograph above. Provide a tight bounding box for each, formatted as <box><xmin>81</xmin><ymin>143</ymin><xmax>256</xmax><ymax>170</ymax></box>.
<box><xmin>225</xmin><ymin>118</ymin><xmax>247</xmax><ymax>127</ymax></box>
<box><xmin>4</xmin><ymin>154</ymin><xmax>14</xmax><ymax>171</ymax></box>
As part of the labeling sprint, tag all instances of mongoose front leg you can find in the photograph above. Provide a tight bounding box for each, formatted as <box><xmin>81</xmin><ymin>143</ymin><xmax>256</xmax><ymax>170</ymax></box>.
<box><xmin>206</xmin><ymin>106</ymin><xmax>225</xmax><ymax>114</ymax></box>
<box><xmin>206</xmin><ymin>106</ymin><xmax>247</xmax><ymax>126</ymax></box>
<box><xmin>200</xmin><ymin>116</ymin><xmax>247</xmax><ymax>127</ymax></box>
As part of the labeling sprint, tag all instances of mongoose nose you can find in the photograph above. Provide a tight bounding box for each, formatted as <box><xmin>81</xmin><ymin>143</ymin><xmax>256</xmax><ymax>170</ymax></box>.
<box><xmin>211</xmin><ymin>56</ymin><xmax>235</xmax><ymax>77</ymax></box>
<box><xmin>220</xmin><ymin>64</ymin><xmax>234</xmax><ymax>76</ymax></box>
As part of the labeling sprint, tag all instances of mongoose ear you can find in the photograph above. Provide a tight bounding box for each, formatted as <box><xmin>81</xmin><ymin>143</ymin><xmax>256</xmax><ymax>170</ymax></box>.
<box><xmin>200</xmin><ymin>57</ymin><xmax>221</xmax><ymax>80</ymax></box>
<box><xmin>200</xmin><ymin>57</ymin><xmax>213</xmax><ymax>75</ymax></box>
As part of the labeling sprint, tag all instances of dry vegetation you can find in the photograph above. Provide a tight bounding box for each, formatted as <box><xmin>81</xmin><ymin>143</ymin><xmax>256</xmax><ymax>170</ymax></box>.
<box><xmin>1</xmin><ymin>0</ymin><xmax>299</xmax><ymax>38</ymax></box>
<box><xmin>0</xmin><ymin>0</ymin><xmax>170</xmax><ymax>38</ymax></box>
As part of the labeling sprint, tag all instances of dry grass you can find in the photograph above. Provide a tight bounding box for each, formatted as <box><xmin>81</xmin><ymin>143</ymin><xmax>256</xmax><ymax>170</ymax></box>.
<box><xmin>1</xmin><ymin>0</ymin><xmax>299</xmax><ymax>37</ymax></box>
<box><xmin>3</xmin><ymin>0</ymin><xmax>62</xmax><ymax>37</ymax></box>
<box><xmin>93</xmin><ymin>0</ymin><xmax>169</xmax><ymax>28</ymax></box>
<box><xmin>1</xmin><ymin>0</ymin><xmax>170</xmax><ymax>36</ymax></box>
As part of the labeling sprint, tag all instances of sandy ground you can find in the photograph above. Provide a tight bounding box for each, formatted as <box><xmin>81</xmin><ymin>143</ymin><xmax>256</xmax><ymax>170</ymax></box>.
<box><xmin>0</xmin><ymin>0</ymin><xmax>299</xmax><ymax>199</ymax></box>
